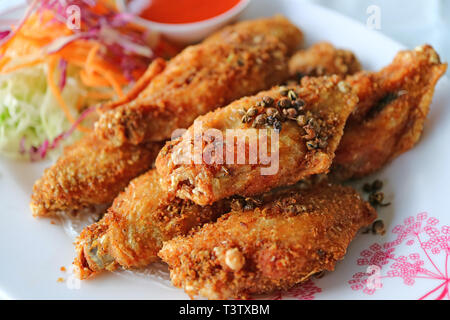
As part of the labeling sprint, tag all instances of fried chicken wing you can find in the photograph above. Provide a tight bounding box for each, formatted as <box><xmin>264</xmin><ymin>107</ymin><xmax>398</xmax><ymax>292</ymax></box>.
<box><xmin>30</xmin><ymin>133</ymin><xmax>162</xmax><ymax>217</ymax></box>
<box><xmin>32</xmin><ymin>17</ymin><xmax>302</xmax><ymax>217</ymax></box>
<box><xmin>332</xmin><ymin>45</ymin><xmax>447</xmax><ymax>180</ymax></box>
<box><xmin>72</xmin><ymin>42</ymin><xmax>364</xmax><ymax>274</ymax></box>
<box><xmin>94</xmin><ymin>15</ymin><xmax>303</xmax><ymax>145</ymax></box>
<box><xmin>74</xmin><ymin>169</ymin><xmax>232</xmax><ymax>279</ymax></box>
<box><xmin>159</xmin><ymin>183</ymin><xmax>376</xmax><ymax>300</ymax></box>
<box><xmin>156</xmin><ymin>76</ymin><xmax>358</xmax><ymax>205</ymax></box>
<box><xmin>289</xmin><ymin>42</ymin><xmax>361</xmax><ymax>78</ymax></box>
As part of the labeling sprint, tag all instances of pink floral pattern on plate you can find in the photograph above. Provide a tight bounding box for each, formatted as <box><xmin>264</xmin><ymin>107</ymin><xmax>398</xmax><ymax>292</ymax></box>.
<box><xmin>349</xmin><ymin>212</ymin><xmax>450</xmax><ymax>300</ymax></box>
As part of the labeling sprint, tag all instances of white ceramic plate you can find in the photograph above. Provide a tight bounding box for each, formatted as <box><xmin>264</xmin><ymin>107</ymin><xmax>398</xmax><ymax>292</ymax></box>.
<box><xmin>0</xmin><ymin>0</ymin><xmax>449</xmax><ymax>300</ymax></box>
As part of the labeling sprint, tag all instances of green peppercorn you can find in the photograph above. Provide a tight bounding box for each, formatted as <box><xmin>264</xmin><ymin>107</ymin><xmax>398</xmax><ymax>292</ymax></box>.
<box><xmin>372</xmin><ymin>179</ymin><xmax>383</xmax><ymax>191</ymax></box>
<box><xmin>247</xmin><ymin>107</ymin><xmax>259</xmax><ymax>117</ymax></box>
<box><xmin>253</xmin><ymin>114</ymin><xmax>267</xmax><ymax>126</ymax></box>
<box><xmin>288</xmin><ymin>90</ymin><xmax>297</xmax><ymax>101</ymax></box>
<box><xmin>363</xmin><ymin>183</ymin><xmax>373</xmax><ymax>193</ymax></box>
<box><xmin>287</xmin><ymin>108</ymin><xmax>298</xmax><ymax>118</ymax></box>
<box><xmin>293</xmin><ymin>99</ymin><xmax>305</xmax><ymax>110</ymax></box>
<box><xmin>262</xmin><ymin>96</ymin><xmax>274</xmax><ymax>107</ymax></box>
<box><xmin>372</xmin><ymin>220</ymin><xmax>386</xmax><ymax>235</ymax></box>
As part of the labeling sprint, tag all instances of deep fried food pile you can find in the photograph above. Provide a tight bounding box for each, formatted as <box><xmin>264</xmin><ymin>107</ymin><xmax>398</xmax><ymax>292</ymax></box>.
<box><xmin>289</xmin><ymin>42</ymin><xmax>361</xmax><ymax>78</ymax></box>
<box><xmin>28</xmin><ymin>13</ymin><xmax>447</xmax><ymax>301</ymax></box>
<box><xmin>30</xmin><ymin>133</ymin><xmax>163</xmax><ymax>217</ymax></box>
<box><xmin>94</xmin><ymin>15</ymin><xmax>303</xmax><ymax>145</ymax></box>
<box><xmin>31</xmin><ymin>16</ymin><xmax>302</xmax><ymax>216</ymax></box>
<box><xmin>157</xmin><ymin>45</ymin><xmax>444</xmax><ymax>299</ymax></box>
<box><xmin>74</xmin><ymin>169</ymin><xmax>232</xmax><ymax>279</ymax></box>
<box><xmin>332</xmin><ymin>45</ymin><xmax>447</xmax><ymax>180</ymax></box>
<box><xmin>72</xmin><ymin>43</ymin><xmax>367</xmax><ymax>279</ymax></box>
<box><xmin>159</xmin><ymin>183</ymin><xmax>376</xmax><ymax>299</ymax></box>
<box><xmin>156</xmin><ymin>77</ymin><xmax>358</xmax><ymax>205</ymax></box>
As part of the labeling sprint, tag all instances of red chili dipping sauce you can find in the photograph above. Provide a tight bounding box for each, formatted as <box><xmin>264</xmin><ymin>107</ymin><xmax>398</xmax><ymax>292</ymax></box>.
<box><xmin>140</xmin><ymin>0</ymin><xmax>243</xmax><ymax>24</ymax></box>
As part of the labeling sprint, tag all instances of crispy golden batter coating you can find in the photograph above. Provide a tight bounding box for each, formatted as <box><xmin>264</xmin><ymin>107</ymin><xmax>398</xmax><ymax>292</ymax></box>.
<box><xmin>72</xmin><ymin>41</ymin><xmax>363</xmax><ymax>277</ymax></box>
<box><xmin>30</xmin><ymin>133</ymin><xmax>162</xmax><ymax>217</ymax></box>
<box><xmin>332</xmin><ymin>45</ymin><xmax>447</xmax><ymax>180</ymax></box>
<box><xmin>32</xmin><ymin>16</ymin><xmax>302</xmax><ymax>217</ymax></box>
<box><xmin>289</xmin><ymin>42</ymin><xmax>361</xmax><ymax>78</ymax></box>
<box><xmin>74</xmin><ymin>169</ymin><xmax>232</xmax><ymax>279</ymax></box>
<box><xmin>159</xmin><ymin>183</ymin><xmax>376</xmax><ymax>299</ymax></box>
<box><xmin>204</xmin><ymin>14</ymin><xmax>302</xmax><ymax>54</ymax></box>
<box><xmin>156</xmin><ymin>77</ymin><xmax>358</xmax><ymax>205</ymax></box>
<box><xmin>94</xmin><ymin>16</ymin><xmax>303</xmax><ymax>145</ymax></box>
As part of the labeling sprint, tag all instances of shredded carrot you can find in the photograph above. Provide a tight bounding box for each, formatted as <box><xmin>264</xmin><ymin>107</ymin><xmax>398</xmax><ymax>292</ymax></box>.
<box><xmin>85</xmin><ymin>43</ymin><xmax>101</xmax><ymax>73</ymax></box>
<box><xmin>89</xmin><ymin>64</ymin><xmax>125</xmax><ymax>98</ymax></box>
<box><xmin>75</xmin><ymin>95</ymin><xmax>84</xmax><ymax>111</ymax></box>
<box><xmin>46</xmin><ymin>56</ymin><xmax>92</xmax><ymax>133</ymax></box>
<box><xmin>0</xmin><ymin>56</ymin><xmax>11</xmax><ymax>70</ymax></box>
<box><xmin>46</xmin><ymin>56</ymin><xmax>75</xmax><ymax>122</ymax></box>
<box><xmin>1</xmin><ymin>58</ymin><xmax>43</xmax><ymax>74</ymax></box>
<box><xmin>0</xmin><ymin>28</ymin><xmax>124</xmax><ymax>132</ymax></box>
<box><xmin>82</xmin><ymin>42</ymin><xmax>124</xmax><ymax>97</ymax></box>
<box><xmin>0</xmin><ymin>6</ymin><xmax>175</xmax><ymax>136</ymax></box>
<box><xmin>86</xmin><ymin>91</ymin><xmax>116</xmax><ymax>100</ymax></box>
<box><xmin>80</xmin><ymin>69</ymin><xmax>111</xmax><ymax>87</ymax></box>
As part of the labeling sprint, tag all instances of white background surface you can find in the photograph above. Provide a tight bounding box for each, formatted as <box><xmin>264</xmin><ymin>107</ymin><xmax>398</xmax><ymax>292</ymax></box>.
<box><xmin>0</xmin><ymin>0</ymin><xmax>449</xmax><ymax>299</ymax></box>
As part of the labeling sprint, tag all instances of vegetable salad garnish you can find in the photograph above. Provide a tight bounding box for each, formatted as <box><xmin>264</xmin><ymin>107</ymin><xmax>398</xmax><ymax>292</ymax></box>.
<box><xmin>0</xmin><ymin>0</ymin><xmax>176</xmax><ymax>160</ymax></box>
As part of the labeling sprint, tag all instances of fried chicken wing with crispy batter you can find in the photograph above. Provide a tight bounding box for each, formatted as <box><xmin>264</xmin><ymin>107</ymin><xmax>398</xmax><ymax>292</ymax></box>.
<box><xmin>159</xmin><ymin>183</ymin><xmax>376</xmax><ymax>300</ymax></box>
<box><xmin>30</xmin><ymin>133</ymin><xmax>162</xmax><ymax>217</ymax></box>
<box><xmin>73</xmin><ymin>169</ymin><xmax>232</xmax><ymax>279</ymax></box>
<box><xmin>72</xmin><ymin>42</ymin><xmax>364</xmax><ymax>275</ymax></box>
<box><xmin>332</xmin><ymin>45</ymin><xmax>447</xmax><ymax>180</ymax></box>
<box><xmin>156</xmin><ymin>76</ymin><xmax>358</xmax><ymax>205</ymax></box>
<box><xmin>289</xmin><ymin>42</ymin><xmax>361</xmax><ymax>78</ymax></box>
<box><xmin>94</xmin><ymin>16</ymin><xmax>303</xmax><ymax>145</ymax></box>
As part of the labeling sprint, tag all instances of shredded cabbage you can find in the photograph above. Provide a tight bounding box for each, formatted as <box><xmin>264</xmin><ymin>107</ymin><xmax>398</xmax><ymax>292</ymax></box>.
<box><xmin>0</xmin><ymin>64</ymin><xmax>92</xmax><ymax>160</ymax></box>
<box><xmin>0</xmin><ymin>1</ymin><xmax>174</xmax><ymax>161</ymax></box>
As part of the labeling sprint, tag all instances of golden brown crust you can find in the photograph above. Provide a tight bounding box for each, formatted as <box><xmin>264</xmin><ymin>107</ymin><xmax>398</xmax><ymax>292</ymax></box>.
<box><xmin>94</xmin><ymin>16</ymin><xmax>303</xmax><ymax>145</ymax></box>
<box><xmin>156</xmin><ymin>77</ymin><xmax>358</xmax><ymax>205</ymax></box>
<box><xmin>205</xmin><ymin>14</ymin><xmax>303</xmax><ymax>55</ymax></box>
<box><xmin>289</xmin><ymin>42</ymin><xmax>361</xmax><ymax>78</ymax></box>
<box><xmin>33</xmin><ymin>16</ymin><xmax>303</xmax><ymax>217</ymax></box>
<box><xmin>73</xmin><ymin>169</ymin><xmax>232</xmax><ymax>279</ymax></box>
<box><xmin>332</xmin><ymin>45</ymin><xmax>447</xmax><ymax>180</ymax></box>
<box><xmin>30</xmin><ymin>133</ymin><xmax>163</xmax><ymax>217</ymax></box>
<box><xmin>159</xmin><ymin>183</ymin><xmax>377</xmax><ymax>300</ymax></box>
